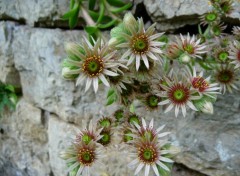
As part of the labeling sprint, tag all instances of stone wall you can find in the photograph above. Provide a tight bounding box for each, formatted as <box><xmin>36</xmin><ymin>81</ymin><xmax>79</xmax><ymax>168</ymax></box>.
<box><xmin>0</xmin><ymin>1</ymin><xmax>240</xmax><ymax>176</ymax></box>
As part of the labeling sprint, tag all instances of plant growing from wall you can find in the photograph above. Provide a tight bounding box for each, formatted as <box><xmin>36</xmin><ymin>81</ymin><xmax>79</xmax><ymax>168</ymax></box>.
<box><xmin>0</xmin><ymin>81</ymin><xmax>18</xmax><ymax>118</ymax></box>
<box><xmin>60</xmin><ymin>0</ymin><xmax>240</xmax><ymax>176</ymax></box>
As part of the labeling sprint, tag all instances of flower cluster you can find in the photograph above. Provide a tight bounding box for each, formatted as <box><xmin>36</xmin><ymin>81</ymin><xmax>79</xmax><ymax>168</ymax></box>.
<box><xmin>60</xmin><ymin>1</ymin><xmax>240</xmax><ymax>174</ymax></box>
<box><xmin>60</xmin><ymin>115</ymin><xmax>178</xmax><ymax>176</ymax></box>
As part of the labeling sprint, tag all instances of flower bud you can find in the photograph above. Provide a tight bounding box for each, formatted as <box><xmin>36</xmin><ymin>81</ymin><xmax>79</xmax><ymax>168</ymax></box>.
<box><xmin>108</xmin><ymin>37</ymin><xmax>118</xmax><ymax>47</ymax></box>
<box><xmin>201</xmin><ymin>101</ymin><xmax>214</xmax><ymax>114</ymax></box>
<box><xmin>123</xmin><ymin>12</ymin><xmax>137</xmax><ymax>27</ymax></box>
<box><xmin>179</xmin><ymin>53</ymin><xmax>191</xmax><ymax>64</ymax></box>
<box><xmin>61</xmin><ymin>67</ymin><xmax>78</xmax><ymax>80</ymax></box>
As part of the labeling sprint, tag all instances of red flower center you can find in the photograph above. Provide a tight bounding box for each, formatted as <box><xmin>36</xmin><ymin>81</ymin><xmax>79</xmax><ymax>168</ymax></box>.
<box><xmin>168</xmin><ymin>84</ymin><xmax>190</xmax><ymax>105</ymax></box>
<box><xmin>77</xmin><ymin>147</ymin><xmax>95</xmax><ymax>166</ymax></box>
<box><xmin>192</xmin><ymin>77</ymin><xmax>209</xmax><ymax>92</ymax></box>
<box><xmin>137</xmin><ymin>143</ymin><xmax>159</xmax><ymax>164</ymax></box>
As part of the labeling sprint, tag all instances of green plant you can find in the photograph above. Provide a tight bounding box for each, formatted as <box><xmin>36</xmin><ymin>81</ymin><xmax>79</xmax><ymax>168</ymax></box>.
<box><xmin>0</xmin><ymin>81</ymin><xmax>18</xmax><ymax>117</ymax></box>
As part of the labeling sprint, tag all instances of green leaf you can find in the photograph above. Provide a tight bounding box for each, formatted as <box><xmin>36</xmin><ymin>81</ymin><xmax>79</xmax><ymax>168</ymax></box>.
<box><xmin>198</xmin><ymin>61</ymin><xmax>213</xmax><ymax>70</ymax></box>
<box><xmin>110</xmin><ymin>3</ymin><xmax>132</xmax><ymax>13</ymax></box>
<box><xmin>106</xmin><ymin>89</ymin><xmax>117</xmax><ymax>106</ymax></box>
<box><xmin>97</xmin><ymin>19</ymin><xmax>117</xmax><ymax>29</ymax></box>
<box><xmin>157</xmin><ymin>163</ymin><xmax>173</xmax><ymax>176</ymax></box>
<box><xmin>85</xmin><ymin>26</ymin><xmax>98</xmax><ymax>35</ymax></box>
<box><xmin>97</xmin><ymin>1</ymin><xmax>105</xmax><ymax>24</ymax></box>
<box><xmin>107</xmin><ymin>88</ymin><xmax>115</xmax><ymax>98</ymax></box>
<box><xmin>106</xmin><ymin>0</ymin><xmax>126</xmax><ymax>7</ymax></box>
<box><xmin>5</xmin><ymin>85</ymin><xmax>15</xmax><ymax>93</ymax></box>
<box><xmin>198</xmin><ymin>24</ymin><xmax>203</xmax><ymax>35</ymax></box>
<box><xmin>62</xmin><ymin>2</ymin><xmax>80</xmax><ymax>20</ymax></box>
<box><xmin>70</xmin><ymin>0</ymin><xmax>75</xmax><ymax>9</ymax></box>
<box><xmin>89</xmin><ymin>0</ymin><xmax>96</xmax><ymax>10</ymax></box>
<box><xmin>130</xmin><ymin>103</ymin><xmax>135</xmax><ymax>113</ymax></box>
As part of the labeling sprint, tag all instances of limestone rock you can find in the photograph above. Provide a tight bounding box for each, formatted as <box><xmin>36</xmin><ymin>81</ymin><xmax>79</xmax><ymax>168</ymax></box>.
<box><xmin>0</xmin><ymin>98</ymin><xmax>50</xmax><ymax>176</ymax></box>
<box><xmin>12</xmin><ymin>24</ymin><xmax>116</xmax><ymax>124</ymax></box>
<box><xmin>0</xmin><ymin>0</ymin><xmax>69</xmax><ymax>27</ymax></box>
<box><xmin>143</xmin><ymin>0</ymin><xmax>240</xmax><ymax>31</ymax></box>
<box><xmin>0</xmin><ymin>22</ymin><xmax>20</xmax><ymax>86</ymax></box>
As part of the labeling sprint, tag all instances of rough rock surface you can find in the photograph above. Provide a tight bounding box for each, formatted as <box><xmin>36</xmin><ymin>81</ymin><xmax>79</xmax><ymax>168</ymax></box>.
<box><xmin>1</xmin><ymin>0</ymin><xmax>240</xmax><ymax>31</ymax></box>
<box><xmin>0</xmin><ymin>99</ymin><xmax>50</xmax><ymax>176</ymax></box>
<box><xmin>0</xmin><ymin>0</ymin><xmax>69</xmax><ymax>27</ymax></box>
<box><xmin>143</xmin><ymin>0</ymin><xmax>240</xmax><ymax>31</ymax></box>
<box><xmin>0</xmin><ymin>22</ymin><xmax>20</xmax><ymax>86</ymax></box>
<box><xmin>12</xmin><ymin>24</ymin><xmax>116</xmax><ymax>125</ymax></box>
<box><xmin>0</xmin><ymin>0</ymin><xmax>240</xmax><ymax>175</ymax></box>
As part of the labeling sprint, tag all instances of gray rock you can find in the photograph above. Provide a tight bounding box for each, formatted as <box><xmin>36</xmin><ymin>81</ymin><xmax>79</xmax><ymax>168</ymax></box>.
<box><xmin>0</xmin><ymin>0</ymin><xmax>69</xmax><ymax>27</ymax></box>
<box><xmin>0</xmin><ymin>98</ymin><xmax>50</xmax><ymax>176</ymax></box>
<box><xmin>0</xmin><ymin>22</ymin><xmax>20</xmax><ymax>86</ymax></box>
<box><xmin>12</xmin><ymin>24</ymin><xmax>117</xmax><ymax>125</ymax></box>
<box><xmin>143</xmin><ymin>0</ymin><xmax>240</xmax><ymax>31</ymax></box>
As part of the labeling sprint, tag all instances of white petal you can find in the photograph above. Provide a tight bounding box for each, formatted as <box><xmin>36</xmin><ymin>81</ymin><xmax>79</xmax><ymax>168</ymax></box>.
<box><xmin>145</xmin><ymin>165</ymin><xmax>150</xmax><ymax>176</ymax></box>
<box><xmin>128</xmin><ymin>158</ymin><xmax>139</xmax><ymax>167</ymax></box>
<box><xmin>76</xmin><ymin>165</ymin><xmax>84</xmax><ymax>176</ymax></box>
<box><xmin>156</xmin><ymin>125</ymin><xmax>165</xmax><ymax>133</ymax></box>
<box><xmin>142</xmin><ymin>118</ymin><xmax>147</xmax><ymax>130</ymax></box>
<box><xmin>175</xmin><ymin>105</ymin><xmax>179</xmax><ymax>117</ymax></box>
<box><xmin>149</xmin><ymin>119</ymin><xmax>154</xmax><ymax>129</ymax></box>
<box><xmin>93</xmin><ymin>78</ymin><xmax>98</xmax><ymax>93</ymax></box>
<box><xmin>150</xmin><ymin>47</ymin><xmax>163</xmax><ymax>54</ymax></box>
<box><xmin>127</xmin><ymin>54</ymin><xmax>135</xmax><ymax>66</ymax></box>
<box><xmin>181</xmin><ymin>105</ymin><xmax>186</xmax><ymax>117</ymax></box>
<box><xmin>152</xmin><ymin>164</ymin><xmax>160</xmax><ymax>176</ymax></box>
<box><xmin>134</xmin><ymin>163</ymin><xmax>144</xmax><ymax>175</ymax></box>
<box><xmin>142</xmin><ymin>55</ymin><xmax>149</xmax><ymax>69</ymax></box>
<box><xmin>187</xmin><ymin>101</ymin><xmax>198</xmax><ymax>111</ymax></box>
<box><xmin>76</xmin><ymin>74</ymin><xmax>86</xmax><ymax>86</ymax></box>
<box><xmin>164</xmin><ymin>103</ymin><xmax>174</xmax><ymax>113</ymax></box>
<box><xmin>136</xmin><ymin>55</ymin><xmax>140</xmax><ymax>71</ymax></box>
<box><xmin>160</xmin><ymin>156</ymin><xmax>174</xmax><ymax>163</ymax></box>
<box><xmin>147</xmin><ymin>52</ymin><xmax>158</xmax><ymax>61</ymax></box>
<box><xmin>120</xmin><ymin>49</ymin><xmax>132</xmax><ymax>60</ymax></box>
<box><xmin>99</xmin><ymin>74</ymin><xmax>110</xmax><ymax>87</ymax></box>
<box><xmin>66</xmin><ymin>157</ymin><xmax>77</xmax><ymax>163</ymax></box>
<box><xmin>150</xmin><ymin>41</ymin><xmax>165</xmax><ymax>47</ymax></box>
<box><xmin>157</xmin><ymin>161</ymin><xmax>170</xmax><ymax>172</ymax></box>
<box><xmin>85</xmin><ymin>77</ymin><xmax>92</xmax><ymax>92</ymax></box>
<box><xmin>158</xmin><ymin>132</ymin><xmax>171</xmax><ymax>138</ymax></box>
<box><xmin>149</xmin><ymin>33</ymin><xmax>164</xmax><ymax>40</ymax></box>
<box><xmin>66</xmin><ymin>162</ymin><xmax>79</xmax><ymax>172</ymax></box>
<box><xmin>158</xmin><ymin>99</ymin><xmax>170</xmax><ymax>105</ymax></box>
<box><xmin>104</xmin><ymin>69</ymin><xmax>118</xmax><ymax>76</ymax></box>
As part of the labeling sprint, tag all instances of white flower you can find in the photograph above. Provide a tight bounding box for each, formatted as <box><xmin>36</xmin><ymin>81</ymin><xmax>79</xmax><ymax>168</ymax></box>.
<box><xmin>60</xmin><ymin>141</ymin><xmax>104</xmax><ymax>176</ymax></box>
<box><xmin>128</xmin><ymin>135</ymin><xmax>174</xmax><ymax>176</ymax></box>
<box><xmin>64</xmin><ymin>37</ymin><xmax>125</xmax><ymax>93</ymax></box>
<box><xmin>175</xmin><ymin>33</ymin><xmax>207</xmax><ymax>59</ymax></box>
<box><xmin>157</xmin><ymin>73</ymin><xmax>201</xmax><ymax>117</ymax></box>
<box><xmin>214</xmin><ymin>64</ymin><xmax>240</xmax><ymax>94</ymax></box>
<box><xmin>117</xmin><ymin>13</ymin><xmax>165</xmax><ymax>71</ymax></box>
<box><xmin>186</xmin><ymin>67</ymin><xmax>221</xmax><ymax>99</ymax></box>
<box><xmin>229</xmin><ymin>40</ymin><xmax>240</xmax><ymax>69</ymax></box>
